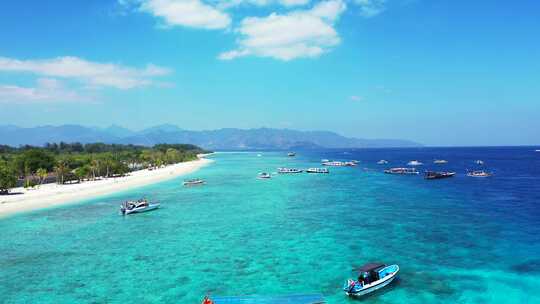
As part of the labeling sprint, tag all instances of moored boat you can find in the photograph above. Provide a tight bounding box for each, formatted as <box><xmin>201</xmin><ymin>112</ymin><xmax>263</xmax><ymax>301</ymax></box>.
<box><xmin>384</xmin><ymin>167</ymin><xmax>419</xmax><ymax>175</ymax></box>
<box><xmin>377</xmin><ymin>160</ymin><xmax>389</xmax><ymax>165</ymax></box>
<box><xmin>344</xmin><ymin>263</ymin><xmax>399</xmax><ymax>297</ymax></box>
<box><xmin>433</xmin><ymin>159</ymin><xmax>448</xmax><ymax>164</ymax></box>
<box><xmin>475</xmin><ymin>160</ymin><xmax>484</xmax><ymax>165</ymax></box>
<box><xmin>183</xmin><ymin>178</ymin><xmax>205</xmax><ymax>186</ymax></box>
<box><xmin>322</xmin><ymin>161</ymin><xmax>346</xmax><ymax>167</ymax></box>
<box><xmin>258</xmin><ymin>172</ymin><xmax>271</xmax><ymax>179</ymax></box>
<box><xmin>278</xmin><ymin>167</ymin><xmax>302</xmax><ymax>174</ymax></box>
<box><xmin>321</xmin><ymin>159</ymin><xmax>330</xmax><ymax>163</ymax></box>
<box><xmin>467</xmin><ymin>170</ymin><xmax>492</xmax><ymax>177</ymax></box>
<box><xmin>287</xmin><ymin>152</ymin><xmax>296</xmax><ymax>157</ymax></box>
<box><xmin>425</xmin><ymin>171</ymin><xmax>455</xmax><ymax>179</ymax></box>
<box><xmin>120</xmin><ymin>199</ymin><xmax>160</xmax><ymax>215</ymax></box>
<box><xmin>306</xmin><ymin>168</ymin><xmax>329</xmax><ymax>174</ymax></box>
<box><xmin>407</xmin><ymin>160</ymin><xmax>423</xmax><ymax>166</ymax></box>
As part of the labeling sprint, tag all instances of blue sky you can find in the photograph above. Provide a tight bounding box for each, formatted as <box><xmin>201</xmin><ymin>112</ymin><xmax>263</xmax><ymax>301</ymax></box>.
<box><xmin>0</xmin><ymin>0</ymin><xmax>539</xmax><ymax>146</ymax></box>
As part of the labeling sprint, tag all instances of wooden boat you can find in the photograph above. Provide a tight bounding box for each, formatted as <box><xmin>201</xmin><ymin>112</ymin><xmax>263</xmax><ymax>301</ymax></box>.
<box><xmin>258</xmin><ymin>172</ymin><xmax>271</xmax><ymax>179</ymax></box>
<box><xmin>203</xmin><ymin>294</ymin><xmax>325</xmax><ymax>304</ymax></box>
<box><xmin>384</xmin><ymin>167</ymin><xmax>419</xmax><ymax>175</ymax></box>
<box><xmin>183</xmin><ymin>178</ymin><xmax>205</xmax><ymax>186</ymax></box>
<box><xmin>344</xmin><ymin>263</ymin><xmax>399</xmax><ymax>297</ymax></box>
<box><xmin>306</xmin><ymin>168</ymin><xmax>329</xmax><ymax>174</ymax></box>
<box><xmin>120</xmin><ymin>199</ymin><xmax>160</xmax><ymax>215</ymax></box>
<box><xmin>467</xmin><ymin>170</ymin><xmax>492</xmax><ymax>177</ymax></box>
<box><xmin>278</xmin><ymin>168</ymin><xmax>302</xmax><ymax>174</ymax></box>
<box><xmin>425</xmin><ymin>171</ymin><xmax>455</xmax><ymax>179</ymax></box>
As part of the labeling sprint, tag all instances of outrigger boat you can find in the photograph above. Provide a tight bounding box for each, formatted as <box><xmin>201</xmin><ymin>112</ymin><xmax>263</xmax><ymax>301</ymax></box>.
<box><xmin>433</xmin><ymin>159</ymin><xmax>448</xmax><ymax>164</ymax></box>
<box><xmin>407</xmin><ymin>160</ymin><xmax>423</xmax><ymax>166</ymax></box>
<box><xmin>183</xmin><ymin>178</ymin><xmax>205</xmax><ymax>186</ymax></box>
<box><xmin>120</xmin><ymin>199</ymin><xmax>160</xmax><ymax>215</ymax></box>
<box><xmin>344</xmin><ymin>263</ymin><xmax>399</xmax><ymax>297</ymax></box>
<box><xmin>278</xmin><ymin>168</ymin><xmax>303</xmax><ymax>174</ymax></box>
<box><xmin>467</xmin><ymin>170</ymin><xmax>492</xmax><ymax>177</ymax></box>
<box><xmin>306</xmin><ymin>168</ymin><xmax>329</xmax><ymax>174</ymax></box>
<box><xmin>258</xmin><ymin>172</ymin><xmax>272</xmax><ymax>179</ymax></box>
<box><xmin>202</xmin><ymin>294</ymin><xmax>325</xmax><ymax>304</ymax></box>
<box><xmin>425</xmin><ymin>171</ymin><xmax>455</xmax><ymax>179</ymax></box>
<box><xmin>384</xmin><ymin>167</ymin><xmax>419</xmax><ymax>175</ymax></box>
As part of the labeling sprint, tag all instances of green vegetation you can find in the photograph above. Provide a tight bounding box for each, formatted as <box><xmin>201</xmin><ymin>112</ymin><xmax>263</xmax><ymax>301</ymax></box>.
<box><xmin>0</xmin><ymin>142</ymin><xmax>208</xmax><ymax>194</ymax></box>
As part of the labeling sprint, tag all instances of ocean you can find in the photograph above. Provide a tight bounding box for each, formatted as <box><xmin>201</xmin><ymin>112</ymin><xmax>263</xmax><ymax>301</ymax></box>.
<box><xmin>1</xmin><ymin>147</ymin><xmax>539</xmax><ymax>303</ymax></box>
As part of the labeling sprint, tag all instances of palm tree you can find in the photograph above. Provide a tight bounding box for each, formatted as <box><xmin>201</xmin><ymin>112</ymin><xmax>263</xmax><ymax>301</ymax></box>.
<box><xmin>55</xmin><ymin>160</ymin><xmax>68</xmax><ymax>184</ymax></box>
<box><xmin>90</xmin><ymin>158</ymin><xmax>99</xmax><ymax>180</ymax></box>
<box><xmin>36</xmin><ymin>168</ymin><xmax>48</xmax><ymax>187</ymax></box>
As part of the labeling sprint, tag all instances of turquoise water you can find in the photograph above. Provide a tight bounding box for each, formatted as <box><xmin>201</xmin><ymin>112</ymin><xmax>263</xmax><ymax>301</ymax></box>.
<box><xmin>1</xmin><ymin>149</ymin><xmax>540</xmax><ymax>303</ymax></box>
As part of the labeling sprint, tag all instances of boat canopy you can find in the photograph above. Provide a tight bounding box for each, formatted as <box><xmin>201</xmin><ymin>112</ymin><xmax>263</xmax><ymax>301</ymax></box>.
<box><xmin>209</xmin><ymin>294</ymin><xmax>325</xmax><ymax>304</ymax></box>
<box><xmin>358</xmin><ymin>262</ymin><xmax>386</xmax><ymax>273</ymax></box>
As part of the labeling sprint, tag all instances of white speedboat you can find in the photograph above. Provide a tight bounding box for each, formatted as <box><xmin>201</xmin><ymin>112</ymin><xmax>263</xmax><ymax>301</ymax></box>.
<box><xmin>322</xmin><ymin>161</ymin><xmax>346</xmax><ymax>167</ymax></box>
<box><xmin>344</xmin><ymin>263</ymin><xmax>399</xmax><ymax>297</ymax></box>
<box><xmin>433</xmin><ymin>159</ymin><xmax>448</xmax><ymax>164</ymax></box>
<box><xmin>278</xmin><ymin>168</ymin><xmax>302</xmax><ymax>174</ymax></box>
<box><xmin>384</xmin><ymin>167</ymin><xmax>419</xmax><ymax>175</ymax></box>
<box><xmin>467</xmin><ymin>170</ymin><xmax>492</xmax><ymax>177</ymax></box>
<box><xmin>377</xmin><ymin>160</ymin><xmax>389</xmax><ymax>165</ymax></box>
<box><xmin>407</xmin><ymin>160</ymin><xmax>423</xmax><ymax>166</ymax></box>
<box><xmin>120</xmin><ymin>199</ymin><xmax>160</xmax><ymax>215</ymax></box>
<box><xmin>258</xmin><ymin>172</ymin><xmax>271</xmax><ymax>179</ymax></box>
<box><xmin>183</xmin><ymin>178</ymin><xmax>205</xmax><ymax>186</ymax></box>
<box><xmin>306</xmin><ymin>168</ymin><xmax>329</xmax><ymax>174</ymax></box>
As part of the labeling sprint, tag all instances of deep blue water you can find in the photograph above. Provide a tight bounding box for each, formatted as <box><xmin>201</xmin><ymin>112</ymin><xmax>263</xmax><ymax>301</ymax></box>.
<box><xmin>1</xmin><ymin>147</ymin><xmax>539</xmax><ymax>303</ymax></box>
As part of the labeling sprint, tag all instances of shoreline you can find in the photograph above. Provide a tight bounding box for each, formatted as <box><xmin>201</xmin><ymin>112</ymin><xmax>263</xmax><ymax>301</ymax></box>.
<box><xmin>0</xmin><ymin>155</ymin><xmax>214</xmax><ymax>219</ymax></box>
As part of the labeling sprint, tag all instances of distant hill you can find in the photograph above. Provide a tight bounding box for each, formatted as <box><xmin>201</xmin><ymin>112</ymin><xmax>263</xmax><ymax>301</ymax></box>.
<box><xmin>0</xmin><ymin>125</ymin><xmax>422</xmax><ymax>149</ymax></box>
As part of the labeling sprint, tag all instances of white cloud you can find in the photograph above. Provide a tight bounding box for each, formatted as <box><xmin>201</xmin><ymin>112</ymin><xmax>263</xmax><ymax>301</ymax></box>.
<box><xmin>218</xmin><ymin>0</ymin><xmax>310</xmax><ymax>9</ymax></box>
<box><xmin>219</xmin><ymin>0</ymin><xmax>346</xmax><ymax>61</ymax></box>
<box><xmin>139</xmin><ymin>0</ymin><xmax>231</xmax><ymax>29</ymax></box>
<box><xmin>353</xmin><ymin>0</ymin><xmax>386</xmax><ymax>17</ymax></box>
<box><xmin>0</xmin><ymin>56</ymin><xmax>171</xmax><ymax>89</ymax></box>
<box><xmin>0</xmin><ymin>78</ymin><xmax>86</xmax><ymax>103</ymax></box>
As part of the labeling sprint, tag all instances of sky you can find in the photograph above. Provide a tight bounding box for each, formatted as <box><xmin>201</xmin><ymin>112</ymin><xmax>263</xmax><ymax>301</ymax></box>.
<box><xmin>0</xmin><ymin>0</ymin><xmax>539</xmax><ymax>146</ymax></box>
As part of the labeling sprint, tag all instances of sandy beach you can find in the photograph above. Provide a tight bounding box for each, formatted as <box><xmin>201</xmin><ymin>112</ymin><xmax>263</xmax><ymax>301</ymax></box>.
<box><xmin>0</xmin><ymin>155</ymin><xmax>213</xmax><ymax>218</ymax></box>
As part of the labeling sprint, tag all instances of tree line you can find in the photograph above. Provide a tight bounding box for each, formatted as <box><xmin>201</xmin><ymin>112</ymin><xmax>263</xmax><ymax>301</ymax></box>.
<box><xmin>0</xmin><ymin>142</ymin><xmax>209</xmax><ymax>194</ymax></box>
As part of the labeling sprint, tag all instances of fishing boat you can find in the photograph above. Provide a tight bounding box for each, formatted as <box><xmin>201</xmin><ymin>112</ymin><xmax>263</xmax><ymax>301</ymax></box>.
<box><xmin>258</xmin><ymin>172</ymin><xmax>271</xmax><ymax>179</ymax></box>
<box><xmin>475</xmin><ymin>160</ymin><xmax>484</xmax><ymax>165</ymax></box>
<box><xmin>407</xmin><ymin>160</ymin><xmax>423</xmax><ymax>166</ymax></box>
<box><xmin>278</xmin><ymin>168</ymin><xmax>303</xmax><ymax>174</ymax></box>
<box><xmin>425</xmin><ymin>171</ymin><xmax>455</xmax><ymax>179</ymax></box>
<box><xmin>467</xmin><ymin>170</ymin><xmax>492</xmax><ymax>177</ymax></box>
<box><xmin>202</xmin><ymin>294</ymin><xmax>325</xmax><ymax>304</ymax></box>
<box><xmin>183</xmin><ymin>178</ymin><xmax>205</xmax><ymax>186</ymax></box>
<box><xmin>377</xmin><ymin>160</ymin><xmax>389</xmax><ymax>165</ymax></box>
<box><xmin>306</xmin><ymin>168</ymin><xmax>329</xmax><ymax>174</ymax></box>
<box><xmin>120</xmin><ymin>199</ymin><xmax>160</xmax><ymax>215</ymax></box>
<box><xmin>433</xmin><ymin>159</ymin><xmax>448</xmax><ymax>164</ymax></box>
<box><xmin>287</xmin><ymin>152</ymin><xmax>296</xmax><ymax>157</ymax></box>
<box><xmin>384</xmin><ymin>167</ymin><xmax>419</xmax><ymax>175</ymax></box>
<box><xmin>344</xmin><ymin>263</ymin><xmax>399</xmax><ymax>297</ymax></box>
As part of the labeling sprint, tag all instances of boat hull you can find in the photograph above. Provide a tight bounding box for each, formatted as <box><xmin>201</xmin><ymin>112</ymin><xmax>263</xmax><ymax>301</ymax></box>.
<box><xmin>344</xmin><ymin>264</ymin><xmax>399</xmax><ymax>297</ymax></box>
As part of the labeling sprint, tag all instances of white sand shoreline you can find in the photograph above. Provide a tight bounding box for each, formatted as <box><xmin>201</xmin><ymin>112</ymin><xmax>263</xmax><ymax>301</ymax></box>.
<box><xmin>0</xmin><ymin>155</ymin><xmax>214</xmax><ymax>219</ymax></box>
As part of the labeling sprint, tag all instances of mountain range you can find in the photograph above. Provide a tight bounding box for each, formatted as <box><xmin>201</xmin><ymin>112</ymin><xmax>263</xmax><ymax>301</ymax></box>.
<box><xmin>0</xmin><ymin>124</ymin><xmax>421</xmax><ymax>149</ymax></box>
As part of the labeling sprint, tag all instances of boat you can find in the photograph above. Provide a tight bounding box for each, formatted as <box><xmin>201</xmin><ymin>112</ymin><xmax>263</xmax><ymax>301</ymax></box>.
<box><xmin>183</xmin><ymin>178</ymin><xmax>205</xmax><ymax>186</ymax></box>
<box><xmin>321</xmin><ymin>159</ymin><xmax>330</xmax><ymax>163</ymax></box>
<box><xmin>120</xmin><ymin>199</ymin><xmax>160</xmax><ymax>215</ymax></box>
<box><xmin>277</xmin><ymin>168</ymin><xmax>303</xmax><ymax>174</ymax></box>
<box><xmin>467</xmin><ymin>170</ymin><xmax>492</xmax><ymax>177</ymax></box>
<box><xmin>344</xmin><ymin>262</ymin><xmax>399</xmax><ymax>297</ymax></box>
<box><xmin>475</xmin><ymin>160</ymin><xmax>484</xmax><ymax>165</ymax></box>
<box><xmin>203</xmin><ymin>294</ymin><xmax>325</xmax><ymax>304</ymax></box>
<box><xmin>425</xmin><ymin>171</ymin><xmax>455</xmax><ymax>179</ymax></box>
<box><xmin>384</xmin><ymin>167</ymin><xmax>419</xmax><ymax>175</ymax></box>
<box><xmin>258</xmin><ymin>172</ymin><xmax>271</xmax><ymax>179</ymax></box>
<box><xmin>257</xmin><ymin>154</ymin><xmax>262</xmax><ymax>157</ymax></box>
<box><xmin>322</xmin><ymin>161</ymin><xmax>346</xmax><ymax>167</ymax></box>
<box><xmin>306</xmin><ymin>168</ymin><xmax>329</xmax><ymax>174</ymax></box>
<box><xmin>407</xmin><ymin>160</ymin><xmax>423</xmax><ymax>166</ymax></box>
<box><xmin>344</xmin><ymin>161</ymin><xmax>357</xmax><ymax>166</ymax></box>
<box><xmin>287</xmin><ymin>152</ymin><xmax>296</xmax><ymax>157</ymax></box>
<box><xmin>351</xmin><ymin>160</ymin><xmax>359</xmax><ymax>164</ymax></box>
<box><xmin>433</xmin><ymin>159</ymin><xmax>448</xmax><ymax>164</ymax></box>
<box><xmin>536</xmin><ymin>149</ymin><xmax>540</xmax><ymax>152</ymax></box>
<box><xmin>377</xmin><ymin>160</ymin><xmax>389</xmax><ymax>165</ymax></box>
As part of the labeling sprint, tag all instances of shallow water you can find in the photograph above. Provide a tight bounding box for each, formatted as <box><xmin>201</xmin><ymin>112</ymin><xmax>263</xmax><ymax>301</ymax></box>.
<box><xmin>1</xmin><ymin>148</ymin><xmax>539</xmax><ymax>303</ymax></box>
